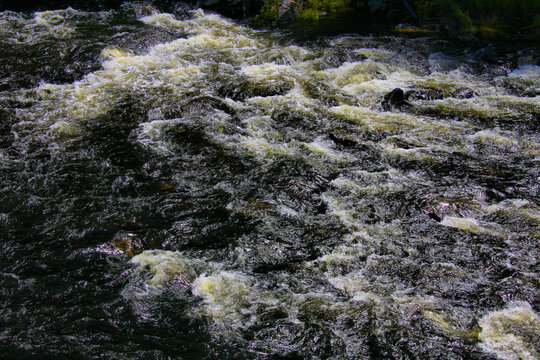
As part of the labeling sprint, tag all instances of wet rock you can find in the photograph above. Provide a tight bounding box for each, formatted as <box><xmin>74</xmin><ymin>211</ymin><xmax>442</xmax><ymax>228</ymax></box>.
<box><xmin>453</xmin><ymin>87</ymin><xmax>476</xmax><ymax>99</ymax></box>
<box><xmin>119</xmin><ymin>2</ymin><xmax>159</xmax><ymax>17</ymax></box>
<box><xmin>405</xmin><ymin>88</ymin><xmax>444</xmax><ymax>101</ymax></box>
<box><xmin>97</xmin><ymin>233</ymin><xmax>143</xmax><ymax>257</ymax></box>
<box><xmin>394</xmin><ymin>25</ymin><xmax>434</xmax><ymax>34</ymax></box>
<box><xmin>113</xmin><ymin>236</ymin><xmax>142</xmax><ymax>257</ymax></box>
<box><xmin>277</xmin><ymin>0</ymin><xmax>302</xmax><ymax>24</ymax></box>
<box><xmin>322</xmin><ymin>48</ymin><xmax>356</xmax><ymax>68</ymax></box>
<box><xmin>328</xmin><ymin>133</ymin><xmax>358</xmax><ymax>148</ymax></box>
<box><xmin>423</xmin><ymin>196</ymin><xmax>480</xmax><ymax>222</ymax></box>
<box><xmin>301</xmin><ymin>78</ymin><xmax>344</xmax><ymax>107</ymax></box>
<box><xmin>470</xmin><ymin>44</ymin><xmax>499</xmax><ymax>63</ymax></box>
<box><xmin>382</xmin><ymin>88</ymin><xmax>410</xmax><ymax>111</ymax></box>
<box><xmin>517</xmin><ymin>48</ymin><xmax>540</xmax><ymax>67</ymax></box>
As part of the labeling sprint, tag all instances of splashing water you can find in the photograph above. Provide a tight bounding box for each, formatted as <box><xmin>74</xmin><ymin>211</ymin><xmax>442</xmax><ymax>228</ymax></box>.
<box><xmin>0</xmin><ymin>4</ymin><xmax>538</xmax><ymax>359</ymax></box>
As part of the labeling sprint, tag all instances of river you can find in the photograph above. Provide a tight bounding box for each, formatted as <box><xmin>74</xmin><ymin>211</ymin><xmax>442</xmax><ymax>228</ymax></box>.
<box><xmin>0</xmin><ymin>3</ymin><xmax>539</xmax><ymax>359</ymax></box>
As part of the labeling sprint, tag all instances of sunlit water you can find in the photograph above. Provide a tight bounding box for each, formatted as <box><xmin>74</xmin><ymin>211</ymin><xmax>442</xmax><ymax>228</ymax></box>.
<box><xmin>0</xmin><ymin>4</ymin><xmax>539</xmax><ymax>359</ymax></box>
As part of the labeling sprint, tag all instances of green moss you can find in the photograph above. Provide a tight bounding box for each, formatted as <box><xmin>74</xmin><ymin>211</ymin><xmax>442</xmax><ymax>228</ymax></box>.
<box><xmin>451</xmin><ymin>3</ymin><xmax>473</xmax><ymax>32</ymax></box>
<box><xmin>302</xmin><ymin>0</ymin><xmax>352</xmax><ymax>18</ymax></box>
<box><xmin>259</xmin><ymin>0</ymin><xmax>353</xmax><ymax>23</ymax></box>
<box><xmin>258</xmin><ymin>0</ymin><xmax>281</xmax><ymax>20</ymax></box>
<box><xmin>299</xmin><ymin>7</ymin><xmax>321</xmax><ymax>21</ymax></box>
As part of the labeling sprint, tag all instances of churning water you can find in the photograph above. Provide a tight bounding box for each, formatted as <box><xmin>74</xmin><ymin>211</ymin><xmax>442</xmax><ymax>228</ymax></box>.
<box><xmin>0</xmin><ymin>4</ymin><xmax>539</xmax><ymax>359</ymax></box>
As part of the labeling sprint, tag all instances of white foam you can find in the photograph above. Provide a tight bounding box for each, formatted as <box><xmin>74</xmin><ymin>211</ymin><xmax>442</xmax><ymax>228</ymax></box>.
<box><xmin>302</xmin><ymin>137</ymin><xmax>353</xmax><ymax>163</ymax></box>
<box><xmin>137</xmin><ymin>119</ymin><xmax>180</xmax><ymax>155</ymax></box>
<box><xmin>277</xmin><ymin>204</ymin><xmax>299</xmax><ymax>217</ymax></box>
<box><xmin>478</xmin><ymin>302</ymin><xmax>540</xmax><ymax>360</ymax></box>
<box><xmin>240</xmin><ymin>137</ymin><xmax>296</xmax><ymax>158</ymax></box>
<box><xmin>33</xmin><ymin>9</ymin><xmax>77</xmax><ymax>38</ymax></box>
<box><xmin>440</xmin><ymin>216</ymin><xmax>484</xmax><ymax>232</ymax></box>
<box><xmin>192</xmin><ymin>271</ymin><xmax>261</xmax><ymax>329</ymax></box>
<box><xmin>471</xmin><ymin>129</ymin><xmax>518</xmax><ymax>148</ymax></box>
<box><xmin>329</xmin><ymin>105</ymin><xmax>423</xmax><ymax>134</ymax></box>
<box><xmin>510</xmin><ymin>65</ymin><xmax>540</xmax><ymax>77</ymax></box>
<box><xmin>129</xmin><ymin>250</ymin><xmax>208</xmax><ymax>286</ymax></box>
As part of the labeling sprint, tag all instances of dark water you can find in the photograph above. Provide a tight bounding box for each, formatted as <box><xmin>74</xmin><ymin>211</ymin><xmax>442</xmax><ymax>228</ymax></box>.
<box><xmin>0</xmin><ymin>3</ymin><xmax>539</xmax><ymax>359</ymax></box>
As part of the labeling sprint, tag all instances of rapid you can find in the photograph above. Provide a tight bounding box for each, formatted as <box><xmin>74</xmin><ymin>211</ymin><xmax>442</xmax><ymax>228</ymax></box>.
<box><xmin>0</xmin><ymin>3</ymin><xmax>538</xmax><ymax>359</ymax></box>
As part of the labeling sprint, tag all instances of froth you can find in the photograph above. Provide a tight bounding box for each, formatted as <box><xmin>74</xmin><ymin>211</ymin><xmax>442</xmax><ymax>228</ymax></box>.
<box><xmin>478</xmin><ymin>303</ymin><xmax>539</xmax><ymax>360</ymax></box>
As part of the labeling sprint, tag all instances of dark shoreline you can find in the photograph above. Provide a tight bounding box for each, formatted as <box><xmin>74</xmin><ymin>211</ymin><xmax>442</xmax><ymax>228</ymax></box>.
<box><xmin>1</xmin><ymin>0</ymin><xmax>538</xmax><ymax>60</ymax></box>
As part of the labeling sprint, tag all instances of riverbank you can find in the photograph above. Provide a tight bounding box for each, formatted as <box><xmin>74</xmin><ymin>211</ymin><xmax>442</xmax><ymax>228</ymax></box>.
<box><xmin>2</xmin><ymin>0</ymin><xmax>540</xmax><ymax>43</ymax></box>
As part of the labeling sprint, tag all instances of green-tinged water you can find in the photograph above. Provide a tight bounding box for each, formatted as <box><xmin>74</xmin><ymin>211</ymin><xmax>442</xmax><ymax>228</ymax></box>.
<box><xmin>0</xmin><ymin>4</ymin><xmax>539</xmax><ymax>359</ymax></box>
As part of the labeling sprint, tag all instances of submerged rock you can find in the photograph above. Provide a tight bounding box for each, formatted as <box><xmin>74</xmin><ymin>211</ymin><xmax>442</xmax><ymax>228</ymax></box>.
<box><xmin>163</xmin><ymin>95</ymin><xmax>237</xmax><ymax>119</ymax></box>
<box><xmin>453</xmin><ymin>87</ymin><xmax>476</xmax><ymax>99</ymax></box>
<box><xmin>129</xmin><ymin>250</ymin><xmax>207</xmax><ymax>286</ymax></box>
<box><xmin>96</xmin><ymin>232</ymin><xmax>143</xmax><ymax>257</ymax></box>
<box><xmin>423</xmin><ymin>196</ymin><xmax>481</xmax><ymax>222</ymax></box>
<box><xmin>181</xmin><ymin>95</ymin><xmax>237</xmax><ymax>115</ymax></box>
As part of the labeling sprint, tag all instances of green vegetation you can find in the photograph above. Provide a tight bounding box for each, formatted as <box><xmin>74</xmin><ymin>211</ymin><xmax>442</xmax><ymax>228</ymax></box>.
<box><xmin>257</xmin><ymin>0</ymin><xmax>540</xmax><ymax>39</ymax></box>
<box><xmin>299</xmin><ymin>0</ymin><xmax>351</xmax><ymax>21</ymax></box>
<box><xmin>258</xmin><ymin>0</ymin><xmax>354</xmax><ymax>22</ymax></box>
<box><xmin>414</xmin><ymin>0</ymin><xmax>540</xmax><ymax>37</ymax></box>
<box><xmin>258</xmin><ymin>0</ymin><xmax>281</xmax><ymax>21</ymax></box>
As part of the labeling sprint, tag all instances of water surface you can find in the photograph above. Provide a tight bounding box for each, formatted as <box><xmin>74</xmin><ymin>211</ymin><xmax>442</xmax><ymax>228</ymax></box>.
<box><xmin>0</xmin><ymin>4</ymin><xmax>539</xmax><ymax>359</ymax></box>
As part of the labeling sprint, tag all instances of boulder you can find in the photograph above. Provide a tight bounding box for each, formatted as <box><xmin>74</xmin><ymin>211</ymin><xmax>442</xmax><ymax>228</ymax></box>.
<box><xmin>382</xmin><ymin>88</ymin><xmax>410</xmax><ymax>111</ymax></box>
<box><xmin>277</xmin><ymin>0</ymin><xmax>302</xmax><ymax>24</ymax></box>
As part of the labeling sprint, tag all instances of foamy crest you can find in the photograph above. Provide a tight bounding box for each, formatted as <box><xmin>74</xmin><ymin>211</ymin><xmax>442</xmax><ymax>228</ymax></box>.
<box><xmin>478</xmin><ymin>303</ymin><xmax>540</xmax><ymax>360</ymax></box>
